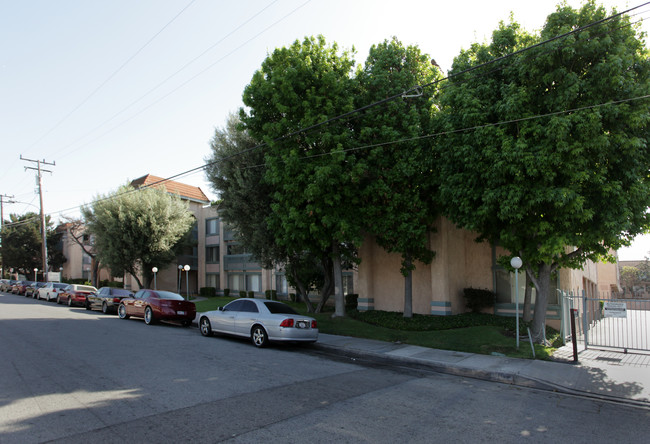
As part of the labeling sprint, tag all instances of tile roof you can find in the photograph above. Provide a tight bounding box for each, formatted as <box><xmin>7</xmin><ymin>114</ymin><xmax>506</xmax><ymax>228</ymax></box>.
<box><xmin>130</xmin><ymin>174</ymin><xmax>210</xmax><ymax>203</ymax></box>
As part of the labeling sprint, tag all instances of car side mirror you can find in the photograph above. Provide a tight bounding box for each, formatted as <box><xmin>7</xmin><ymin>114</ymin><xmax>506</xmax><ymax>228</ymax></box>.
<box><xmin>218</xmin><ymin>306</ymin><xmax>224</xmax><ymax>311</ymax></box>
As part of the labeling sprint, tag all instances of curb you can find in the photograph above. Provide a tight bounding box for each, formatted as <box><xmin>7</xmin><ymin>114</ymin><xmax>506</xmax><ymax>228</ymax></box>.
<box><xmin>313</xmin><ymin>342</ymin><xmax>650</xmax><ymax>409</ymax></box>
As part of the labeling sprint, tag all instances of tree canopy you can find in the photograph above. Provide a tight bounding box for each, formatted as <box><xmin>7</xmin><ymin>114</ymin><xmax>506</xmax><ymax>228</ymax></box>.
<box><xmin>1</xmin><ymin>212</ymin><xmax>65</xmax><ymax>278</ymax></box>
<box><xmin>355</xmin><ymin>37</ymin><xmax>442</xmax><ymax>317</ymax></box>
<box><xmin>436</xmin><ymin>1</ymin><xmax>650</xmax><ymax>341</ymax></box>
<box><xmin>240</xmin><ymin>35</ymin><xmax>362</xmax><ymax>316</ymax></box>
<box><xmin>82</xmin><ymin>185</ymin><xmax>195</xmax><ymax>289</ymax></box>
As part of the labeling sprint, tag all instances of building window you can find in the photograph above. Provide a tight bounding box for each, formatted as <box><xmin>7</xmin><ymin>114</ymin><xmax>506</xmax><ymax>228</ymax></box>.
<box><xmin>228</xmin><ymin>274</ymin><xmax>244</xmax><ymax>291</ymax></box>
<box><xmin>247</xmin><ymin>274</ymin><xmax>261</xmax><ymax>292</ymax></box>
<box><xmin>206</xmin><ymin>273</ymin><xmax>220</xmax><ymax>290</ymax></box>
<box><xmin>276</xmin><ymin>274</ymin><xmax>288</xmax><ymax>295</ymax></box>
<box><xmin>206</xmin><ymin>218</ymin><xmax>219</xmax><ymax>236</ymax></box>
<box><xmin>206</xmin><ymin>245</ymin><xmax>219</xmax><ymax>263</ymax></box>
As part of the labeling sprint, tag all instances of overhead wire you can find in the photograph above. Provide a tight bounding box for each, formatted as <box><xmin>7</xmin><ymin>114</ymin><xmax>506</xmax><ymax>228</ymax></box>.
<box><xmin>24</xmin><ymin>0</ymin><xmax>198</xmax><ymax>154</ymax></box>
<box><xmin>6</xmin><ymin>2</ymin><xmax>649</xmax><ymax>223</ymax></box>
<box><xmin>54</xmin><ymin>0</ymin><xmax>284</xmax><ymax>160</ymax></box>
<box><xmin>55</xmin><ymin>0</ymin><xmax>312</xmax><ymax>160</ymax></box>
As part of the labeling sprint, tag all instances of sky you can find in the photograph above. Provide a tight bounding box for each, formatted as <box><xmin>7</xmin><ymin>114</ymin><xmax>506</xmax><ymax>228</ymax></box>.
<box><xmin>1</xmin><ymin>0</ymin><xmax>649</xmax><ymax>261</ymax></box>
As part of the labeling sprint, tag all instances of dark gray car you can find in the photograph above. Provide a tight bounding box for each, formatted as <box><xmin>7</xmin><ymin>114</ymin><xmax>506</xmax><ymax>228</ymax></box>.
<box><xmin>86</xmin><ymin>287</ymin><xmax>134</xmax><ymax>314</ymax></box>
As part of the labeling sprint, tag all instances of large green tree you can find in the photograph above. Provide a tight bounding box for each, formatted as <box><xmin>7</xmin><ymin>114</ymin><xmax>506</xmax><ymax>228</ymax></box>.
<box><xmin>436</xmin><ymin>2</ymin><xmax>650</xmax><ymax>342</ymax></box>
<box><xmin>356</xmin><ymin>37</ymin><xmax>442</xmax><ymax>317</ymax></box>
<box><xmin>240</xmin><ymin>35</ymin><xmax>363</xmax><ymax>316</ymax></box>
<box><xmin>204</xmin><ymin>113</ymin><xmax>337</xmax><ymax>312</ymax></box>
<box><xmin>82</xmin><ymin>185</ymin><xmax>195</xmax><ymax>289</ymax></box>
<box><xmin>1</xmin><ymin>212</ymin><xmax>65</xmax><ymax>278</ymax></box>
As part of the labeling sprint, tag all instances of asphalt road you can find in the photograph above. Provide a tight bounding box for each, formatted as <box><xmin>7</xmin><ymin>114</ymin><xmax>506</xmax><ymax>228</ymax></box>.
<box><xmin>1</xmin><ymin>292</ymin><xmax>650</xmax><ymax>443</ymax></box>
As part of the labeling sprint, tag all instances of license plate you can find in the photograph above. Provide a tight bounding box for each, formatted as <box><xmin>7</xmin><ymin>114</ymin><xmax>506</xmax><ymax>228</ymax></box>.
<box><xmin>296</xmin><ymin>321</ymin><xmax>308</xmax><ymax>329</ymax></box>
<box><xmin>177</xmin><ymin>311</ymin><xmax>185</xmax><ymax>315</ymax></box>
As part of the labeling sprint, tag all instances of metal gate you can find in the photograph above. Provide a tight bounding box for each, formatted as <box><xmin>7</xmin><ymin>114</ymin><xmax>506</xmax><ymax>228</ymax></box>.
<box><xmin>561</xmin><ymin>291</ymin><xmax>650</xmax><ymax>353</ymax></box>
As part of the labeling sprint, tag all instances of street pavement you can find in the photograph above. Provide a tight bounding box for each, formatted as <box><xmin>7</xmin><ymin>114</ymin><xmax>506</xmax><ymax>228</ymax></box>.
<box><xmin>192</xmin><ymin>303</ymin><xmax>650</xmax><ymax>407</ymax></box>
<box><xmin>312</xmin><ymin>333</ymin><xmax>650</xmax><ymax>407</ymax></box>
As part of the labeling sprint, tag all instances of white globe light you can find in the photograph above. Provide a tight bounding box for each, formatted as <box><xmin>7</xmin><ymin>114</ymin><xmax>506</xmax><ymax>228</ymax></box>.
<box><xmin>152</xmin><ymin>267</ymin><xmax>158</xmax><ymax>273</ymax></box>
<box><xmin>184</xmin><ymin>265</ymin><xmax>190</xmax><ymax>271</ymax></box>
<box><xmin>510</xmin><ymin>256</ymin><xmax>523</xmax><ymax>269</ymax></box>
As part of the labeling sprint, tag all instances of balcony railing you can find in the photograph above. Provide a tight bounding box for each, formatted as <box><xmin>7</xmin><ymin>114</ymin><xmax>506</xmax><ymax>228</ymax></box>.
<box><xmin>223</xmin><ymin>254</ymin><xmax>260</xmax><ymax>271</ymax></box>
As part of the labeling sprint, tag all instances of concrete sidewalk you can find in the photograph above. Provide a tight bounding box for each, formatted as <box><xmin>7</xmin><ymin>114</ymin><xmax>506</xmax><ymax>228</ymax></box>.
<box><xmin>314</xmin><ymin>333</ymin><xmax>650</xmax><ymax>407</ymax></box>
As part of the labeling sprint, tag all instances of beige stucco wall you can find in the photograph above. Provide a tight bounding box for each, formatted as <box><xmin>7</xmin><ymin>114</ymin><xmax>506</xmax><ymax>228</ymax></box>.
<box><xmin>357</xmin><ymin>217</ymin><xmax>494</xmax><ymax>315</ymax></box>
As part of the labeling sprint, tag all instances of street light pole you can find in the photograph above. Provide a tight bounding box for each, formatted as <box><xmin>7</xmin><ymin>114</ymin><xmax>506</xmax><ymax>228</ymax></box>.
<box><xmin>177</xmin><ymin>265</ymin><xmax>183</xmax><ymax>293</ymax></box>
<box><xmin>33</xmin><ymin>268</ymin><xmax>38</xmax><ymax>282</ymax></box>
<box><xmin>510</xmin><ymin>256</ymin><xmax>523</xmax><ymax>350</ymax></box>
<box><xmin>152</xmin><ymin>267</ymin><xmax>158</xmax><ymax>290</ymax></box>
<box><xmin>184</xmin><ymin>265</ymin><xmax>190</xmax><ymax>300</ymax></box>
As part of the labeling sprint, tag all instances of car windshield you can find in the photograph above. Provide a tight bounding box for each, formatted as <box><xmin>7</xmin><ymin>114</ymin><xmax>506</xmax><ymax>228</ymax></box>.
<box><xmin>111</xmin><ymin>289</ymin><xmax>132</xmax><ymax>296</ymax></box>
<box><xmin>54</xmin><ymin>283</ymin><xmax>68</xmax><ymax>289</ymax></box>
<box><xmin>156</xmin><ymin>291</ymin><xmax>184</xmax><ymax>301</ymax></box>
<box><xmin>77</xmin><ymin>286</ymin><xmax>97</xmax><ymax>292</ymax></box>
<box><xmin>264</xmin><ymin>301</ymin><xmax>298</xmax><ymax>315</ymax></box>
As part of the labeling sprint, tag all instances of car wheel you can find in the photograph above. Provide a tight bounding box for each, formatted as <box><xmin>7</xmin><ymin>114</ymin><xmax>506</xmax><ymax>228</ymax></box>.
<box><xmin>251</xmin><ymin>325</ymin><xmax>268</xmax><ymax>348</ymax></box>
<box><xmin>118</xmin><ymin>304</ymin><xmax>129</xmax><ymax>319</ymax></box>
<box><xmin>67</xmin><ymin>297</ymin><xmax>72</xmax><ymax>307</ymax></box>
<box><xmin>199</xmin><ymin>317</ymin><xmax>212</xmax><ymax>336</ymax></box>
<box><xmin>144</xmin><ymin>307</ymin><xmax>155</xmax><ymax>325</ymax></box>
<box><xmin>102</xmin><ymin>302</ymin><xmax>109</xmax><ymax>314</ymax></box>
<box><xmin>56</xmin><ymin>296</ymin><xmax>61</xmax><ymax>304</ymax></box>
<box><xmin>85</xmin><ymin>301</ymin><xmax>91</xmax><ymax>310</ymax></box>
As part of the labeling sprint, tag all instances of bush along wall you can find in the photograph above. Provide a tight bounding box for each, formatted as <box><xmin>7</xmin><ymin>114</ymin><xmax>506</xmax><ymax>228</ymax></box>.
<box><xmin>463</xmin><ymin>288</ymin><xmax>496</xmax><ymax>313</ymax></box>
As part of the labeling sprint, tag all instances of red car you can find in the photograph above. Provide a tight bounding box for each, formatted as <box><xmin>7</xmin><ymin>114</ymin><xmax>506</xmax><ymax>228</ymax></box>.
<box><xmin>57</xmin><ymin>284</ymin><xmax>98</xmax><ymax>307</ymax></box>
<box><xmin>118</xmin><ymin>289</ymin><xmax>196</xmax><ymax>326</ymax></box>
<box><xmin>12</xmin><ymin>281</ymin><xmax>34</xmax><ymax>295</ymax></box>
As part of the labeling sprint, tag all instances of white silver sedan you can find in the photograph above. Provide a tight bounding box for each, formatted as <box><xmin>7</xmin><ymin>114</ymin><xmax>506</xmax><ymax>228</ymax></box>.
<box><xmin>199</xmin><ymin>298</ymin><xmax>318</xmax><ymax>347</ymax></box>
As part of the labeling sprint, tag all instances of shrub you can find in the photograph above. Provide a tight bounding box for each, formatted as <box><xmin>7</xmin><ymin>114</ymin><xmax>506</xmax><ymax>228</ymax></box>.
<box><xmin>345</xmin><ymin>293</ymin><xmax>358</xmax><ymax>311</ymax></box>
<box><xmin>223</xmin><ymin>288</ymin><xmax>230</xmax><ymax>297</ymax></box>
<box><xmin>463</xmin><ymin>288</ymin><xmax>496</xmax><ymax>313</ymax></box>
<box><xmin>239</xmin><ymin>290</ymin><xmax>247</xmax><ymax>298</ymax></box>
<box><xmin>247</xmin><ymin>291</ymin><xmax>254</xmax><ymax>298</ymax></box>
<box><xmin>199</xmin><ymin>287</ymin><xmax>217</xmax><ymax>297</ymax></box>
<box><xmin>99</xmin><ymin>280</ymin><xmax>124</xmax><ymax>288</ymax></box>
<box><xmin>265</xmin><ymin>290</ymin><xmax>272</xmax><ymax>300</ymax></box>
<box><xmin>289</xmin><ymin>293</ymin><xmax>296</xmax><ymax>302</ymax></box>
<box><xmin>271</xmin><ymin>290</ymin><xmax>277</xmax><ymax>301</ymax></box>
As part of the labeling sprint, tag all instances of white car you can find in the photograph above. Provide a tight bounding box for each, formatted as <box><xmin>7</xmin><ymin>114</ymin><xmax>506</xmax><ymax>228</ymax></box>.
<box><xmin>37</xmin><ymin>282</ymin><xmax>69</xmax><ymax>302</ymax></box>
<box><xmin>198</xmin><ymin>298</ymin><xmax>318</xmax><ymax>347</ymax></box>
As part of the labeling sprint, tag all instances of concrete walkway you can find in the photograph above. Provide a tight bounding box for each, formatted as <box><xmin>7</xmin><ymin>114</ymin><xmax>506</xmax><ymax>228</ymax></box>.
<box><xmin>314</xmin><ymin>334</ymin><xmax>650</xmax><ymax>407</ymax></box>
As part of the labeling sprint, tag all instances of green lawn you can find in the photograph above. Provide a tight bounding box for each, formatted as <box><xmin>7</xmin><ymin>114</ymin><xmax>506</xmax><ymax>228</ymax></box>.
<box><xmin>193</xmin><ymin>297</ymin><xmax>559</xmax><ymax>360</ymax></box>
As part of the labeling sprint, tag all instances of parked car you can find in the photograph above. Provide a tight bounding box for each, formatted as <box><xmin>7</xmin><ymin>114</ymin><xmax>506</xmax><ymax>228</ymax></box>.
<box><xmin>0</xmin><ymin>279</ymin><xmax>17</xmax><ymax>292</ymax></box>
<box><xmin>25</xmin><ymin>282</ymin><xmax>47</xmax><ymax>298</ymax></box>
<box><xmin>118</xmin><ymin>289</ymin><xmax>196</xmax><ymax>326</ymax></box>
<box><xmin>198</xmin><ymin>298</ymin><xmax>318</xmax><ymax>347</ymax></box>
<box><xmin>37</xmin><ymin>282</ymin><xmax>70</xmax><ymax>302</ymax></box>
<box><xmin>12</xmin><ymin>281</ymin><xmax>34</xmax><ymax>295</ymax></box>
<box><xmin>86</xmin><ymin>287</ymin><xmax>134</xmax><ymax>314</ymax></box>
<box><xmin>57</xmin><ymin>284</ymin><xmax>97</xmax><ymax>307</ymax></box>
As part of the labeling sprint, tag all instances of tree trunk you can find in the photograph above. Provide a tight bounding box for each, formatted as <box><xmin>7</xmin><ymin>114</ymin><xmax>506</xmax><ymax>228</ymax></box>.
<box><xmin>332</xmin><ymin>242</ymin><xmax>345</xmax><ymax>317</ymax></box>
<box><xmin>290</xmin><ymin>267</ymin><xmax>314</xmax><ymax>313</ymax></box>
<box><xmin>522</xmin><ymin>271</ymin><xmax>533</xmax><ymax>323</ymax></box>
<box><xmin>91</xmin><ymin>257</ymin><xmax>100</xmax><ymax>288</ymax></box>
<box><xmin>316</xmin><ymin>256</ymin><xmax>334</xmax><ymax>313</ymax></box>
<box><xmin>529</xmin><ymin>263</ymin><xmax>552</xmax><ymax>344</ymax></box>
<box><xmin>404</xmin><ymin>256</ymin><xmax>413</xmax><ymax>318</ymax></box>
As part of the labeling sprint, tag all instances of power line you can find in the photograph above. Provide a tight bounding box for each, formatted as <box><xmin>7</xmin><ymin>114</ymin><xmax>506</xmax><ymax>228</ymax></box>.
<box><xmin>15</xmin><ymin>2</ymin><xmax>650</xmax><ymax>221</ymax></box>
<box><xmin>24</xmin><ymin>0</ymin><xmax>198</xmax><ymax>152</ymax></box>
<box><xmin>55</xmin><ymin>0</ymin><xmax>311</xmax><ymax>161</ymax></box>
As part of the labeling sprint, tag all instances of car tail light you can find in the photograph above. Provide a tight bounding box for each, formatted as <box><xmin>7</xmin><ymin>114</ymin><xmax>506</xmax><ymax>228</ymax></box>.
<box><xmin>311</xmin><ymin>320</ymin><xmax>317</xmax><ymax>328</ymax></box>
<box><xmin>112</xmin><ymin>298</ymin><xmax>121</xmax><ymax>303</ymax></box>
<box><xmin>279</xmin><ymin>318</ymin><xmax>294</xmax><ymax>328</ymax></box>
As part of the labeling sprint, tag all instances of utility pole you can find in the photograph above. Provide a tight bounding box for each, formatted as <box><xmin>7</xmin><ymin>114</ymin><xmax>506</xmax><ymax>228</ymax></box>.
<box><xmin>0</xmin><ymin>194</ymin><xmax>16</xmax><ymax>279</ymax></box>
<box><xmin>21</xmin><ymin>156</ymin><xmax>55</xmax><ymax>282</ymax></box>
